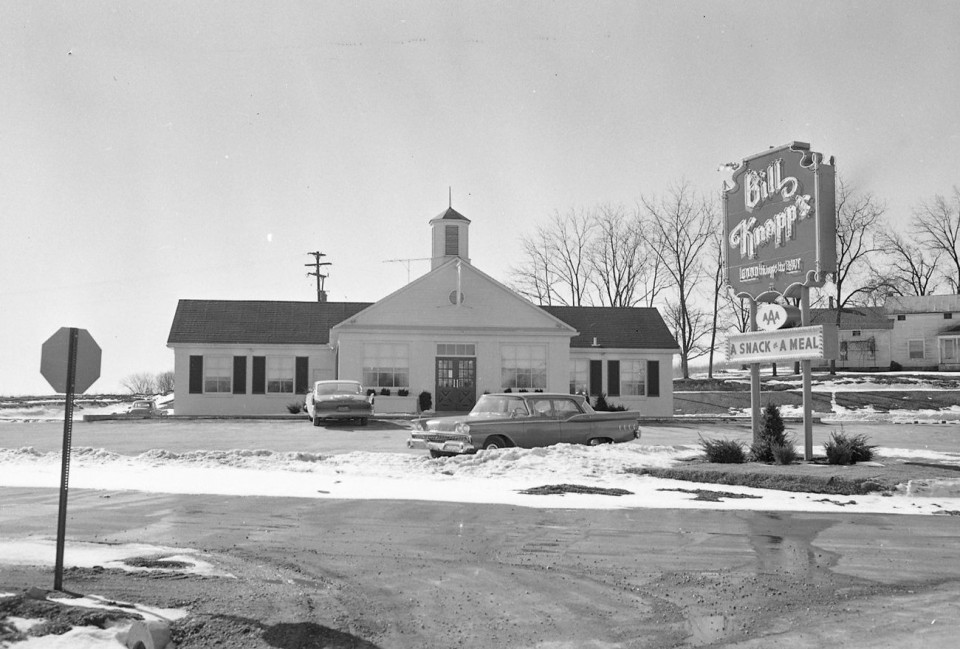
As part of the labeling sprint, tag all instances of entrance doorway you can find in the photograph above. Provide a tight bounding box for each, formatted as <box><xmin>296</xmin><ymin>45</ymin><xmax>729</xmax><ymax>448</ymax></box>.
<box><xmin>435</xmin><ymin>357</ymin><xmax>476</xmax><ymax>411</ymax></box>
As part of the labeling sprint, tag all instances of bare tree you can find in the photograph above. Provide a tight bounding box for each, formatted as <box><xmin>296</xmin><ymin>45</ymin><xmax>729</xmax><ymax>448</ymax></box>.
<box><xmin>155</xmin><ymin>370</ymin><xmax>175</xmax><ymax>394</ymax></box>
<box><xmin>586</xmin><ymin>204</ymin><xmax>667</xmax><ymax>307</ymax></box>
<box><xmin>640</xmin><ymin>182</ymin><xmax>717</xmax><ymax>378</ymax></box>
<box><xmin>831</xmin><ymin>178</ymin><xmax>886</xmax><ymax>310</ymax></box>
<box><xmin>512</xmin><ymin>208</ymin><xmax>594</xmax><ymax>306</ymax></box>
<box><xmin>864</xmin><ymin>228</ymin><xmax>941</xmax><ymax>301</ymax></box>
<box><xmin>121</xmin><ymin>372</ymin><xmax>157</xmax><ymax>395</ymax></box>
<box><xmin>911</xmin><ymin>186</ymin><xmax>960</xmax><ymax>291</ymax></box>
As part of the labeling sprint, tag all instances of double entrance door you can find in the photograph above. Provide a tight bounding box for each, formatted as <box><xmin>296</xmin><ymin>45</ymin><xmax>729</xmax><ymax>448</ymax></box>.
<box><xmin>435</xmin><ymin>357</ymin><xmax>476</xmax><ymax>411</ymax></box>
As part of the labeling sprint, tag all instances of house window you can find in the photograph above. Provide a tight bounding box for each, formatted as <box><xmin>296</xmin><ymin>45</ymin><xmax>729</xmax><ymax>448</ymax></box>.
<box><xmin>941</xmin><ymin>338</ymin><xmax>959</xmax><ymax>362</ymax></box>
<box><xmin>500</xmin><ymin>344</ymin><xmax>546</xmax><ymax>390</ymax></box>
<box><xmin>363</xmin><ymin>343</ymin><xmax>409</xmax><ymax>388</ymax></box>
<box><xmin>897</xmin><ymin>315</ymin><xmax>906</xmax><ymax>321</ymax></box>
<box><xmin>908</xmin><ymin>340</ymin><xmax>925</xmax><ymax>360</ymax></box>
<box><xmin>620</xmin><ymin>360</ymin><xmax>647</xmax><ymax>396</ymax></box>
<box><xmin>436</xmin><ymin>343</ymin><xmax>475</xmax><ymax>356</ymax></box>
<box><xmin>945</xmin><ymin>313</ymin><xmax>953</xmax><ymax>320</ymax></box>
<box><xmin>852</xmin><ymin>330</ymin><xmax>861</xmax><ymax>337</ymax></box>
<box><xmin>839</xmin><ymin>341</ymin><xmax>849</xmax><ymax>361</ymax></box>
<box><xmin>569</xmin><ymin>359</ymin><xmax>589</xmax><ymax>395</ymax></box>
<box><xmin>204</xmin><ymin>356</ymin><xmax>232</xmax><ymax>393</ymax></box>
<box><xmin>266</xmin><ymin>357</ymin><xmax>295</xmax><ymax>393</ymax></box>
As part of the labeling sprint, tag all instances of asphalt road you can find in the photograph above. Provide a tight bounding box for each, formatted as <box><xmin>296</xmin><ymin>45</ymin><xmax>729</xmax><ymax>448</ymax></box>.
<box><xmin>2</xmin><ymin>418</ymin><xmax>960</xmax><ymax>647</ymax></box>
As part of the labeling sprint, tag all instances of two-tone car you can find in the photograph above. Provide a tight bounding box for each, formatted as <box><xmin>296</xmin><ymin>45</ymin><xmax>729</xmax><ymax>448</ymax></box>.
<box><xmin>305</xmin><ymin>380</ymin><xmax>374</xmax><ymax>426</ymax></box>
<box><xmin>407</xmin><ymin>392</ymin><xmax>640</xmax><ymax>457</ymax></box>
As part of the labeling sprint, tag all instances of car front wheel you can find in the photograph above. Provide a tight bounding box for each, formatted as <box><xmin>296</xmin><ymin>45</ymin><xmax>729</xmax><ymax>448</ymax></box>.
<box><xmin>313</xmin><ymin>416</ymin><xmax>322</xmax><ymax>427</ymax></box>
<box><xmin>482</xmin><ymin>436</ymin><xmax>508</xmax><ymax>451</ymax></box>
<box><xmin>588</xmin><ymin>437</ymin><xmax>612</xmax><ymax>446</ymax></box>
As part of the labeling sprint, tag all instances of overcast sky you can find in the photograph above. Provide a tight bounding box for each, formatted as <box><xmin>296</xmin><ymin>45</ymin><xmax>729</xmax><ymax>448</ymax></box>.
<box><xmin>2</xmin><ymin>0</ymin><xmax>959</xmax><ymax>395</ymax></box>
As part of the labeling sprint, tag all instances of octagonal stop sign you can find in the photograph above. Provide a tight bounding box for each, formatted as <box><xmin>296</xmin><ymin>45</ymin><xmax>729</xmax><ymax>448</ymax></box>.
<box><xmin>41</xmin><ymin>327</ymin><xmax>101</xmax><ymax>394</ymax></box>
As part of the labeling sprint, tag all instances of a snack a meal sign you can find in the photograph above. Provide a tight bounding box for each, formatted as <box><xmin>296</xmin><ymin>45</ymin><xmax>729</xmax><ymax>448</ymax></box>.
<box><xmin>723</xmin><ymin>142</ymin><xmax>837</xmax><ymax>300</ymax></box>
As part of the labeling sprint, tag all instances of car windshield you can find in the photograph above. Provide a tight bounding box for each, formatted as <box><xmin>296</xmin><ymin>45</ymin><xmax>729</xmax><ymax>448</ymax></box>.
<box><xmin>315</xmin><ymin>382</ymin><xmax>362</xmax><ymax>396</ymax></box>
<box><xmin>469</xmin><ymin>395</ymin><xmax>529</xmax><ymax>418</ymax></box>
<box><xmin>132</xmin><ymin>401</ymin><xmax>151</xmax><ymax>408</ymax></box>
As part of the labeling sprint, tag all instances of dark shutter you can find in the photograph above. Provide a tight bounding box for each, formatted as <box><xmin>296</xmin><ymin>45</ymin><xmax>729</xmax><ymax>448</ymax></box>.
<box><xmin>647</xmin><ymin>360</ymin><xmax>660</xmax><ymax>397</ymax></box>
<box><xmin>295</xmin><ymin>357</ymin><xmax>309</xmax><ymax>394</ymax></box>
<box><xmin>233</xmin><ymin>356</ymin><xmax>247</xmax><ymax>394</ymax></box>
<box><xmin>252</xmin><ymin>356</ymin><xmax>266</xmax><ymax>394</ymax></box>
<box><xmin>445</xmin><ymin>225</ymin><xmax>458</xmax><ymax>255</ymax></box>
<box><xmin>189</xmin><ymin>356</ymin><xmax>203</xmax><ymax>394</ymax></box>
<box><xmin>607</xmin><ymin>360</ymin><xmax>620</xmax><ymax>397</ymax></box>
<box><xmin>589</xmin><ymin>360</ymin><xmax>602</xmax><ymax>396</ymax></box>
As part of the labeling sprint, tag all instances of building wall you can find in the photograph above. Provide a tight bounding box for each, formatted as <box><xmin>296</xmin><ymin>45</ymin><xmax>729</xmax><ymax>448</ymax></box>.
<box><xmin>889</xmin><ymin>312</ymin><xmax>952</xmax><ymax>369</ymax></box>
<box><xmin>832</xmin><ymin>329</ymin><xmax>892</xmax><ymax>370</ymax></box>
<box><xmin>569</xmin><ymin>348</ymin><xmax>675</xmax><ymax>417</ymax></box>
<box><xmin>172</xmin><ymin>344</ymin><xmax>335</xmax><ymax>416</ymax></box>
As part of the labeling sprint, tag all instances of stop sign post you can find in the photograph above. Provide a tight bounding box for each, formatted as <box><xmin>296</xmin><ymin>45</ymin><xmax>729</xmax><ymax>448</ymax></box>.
<box><xmin>40</xmin><ymin>327</ymin><xmax>101</xmax><ymax>591</ymax></box>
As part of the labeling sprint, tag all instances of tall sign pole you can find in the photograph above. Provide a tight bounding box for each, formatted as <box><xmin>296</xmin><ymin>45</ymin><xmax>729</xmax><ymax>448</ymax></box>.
<box><xmin>722</xmin><ymin>142</ymin><xmax>837</xmax><ymax>457</ymax></box>
<box><xmin>40</xmin><ymin>327</ymin><xmax>101</xmax><ymax>591</ymax></box>
<box><xmin>54</xmin><ymin>329</ymin><xmax>78</xmax><ymax>591</ymax></box>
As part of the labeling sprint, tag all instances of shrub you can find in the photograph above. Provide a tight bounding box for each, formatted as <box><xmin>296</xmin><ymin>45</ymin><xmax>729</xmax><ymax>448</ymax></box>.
<box><xmin>825</xmin><ymin>431</ymin><xmax>875</xmax><ymax>464</ymax></box>
<box><xmin>380</xmin><ymin>387</ymin><xmax>391</xmax><ymax>396</ymax></box>
<box><xmin>397</xmin><ymin>388</ymin><xmax>409</xmax><ymax>397</ymax></box>
<box><xmin>418</xmin><ymin>390</ymin><xmax>432</xmax><ymax>412</ymax></box>
<box><xmin>594</xmin><ymin>393</ymin><xmax>610</xmax><ymax>411</ymax></box>
<box><xmin>287</xmin><ymin>401</ymin><xmax>305</xmax><ymax>414</ymax></box>
<box><xmin>770</xmin><ymin>441</ymin><xmax>799</xmax><ymax>465</ymax></box>
<box><xmin>366</xmin><ymin>389</ymin><xmax>377</xmax><ymax>397</ymax></box>
<box><xmin>890</xmin><ymin>360</ymin><xmax>903</xmax><ymax>371</ymax></box>
<box><xmin>750</xmin><ymin>402</ymin><xmax>789</xmax><ymax>462</ymax></box>
<box><xmin>700</xmin><ymin>436</ymin><xmax>747</xmax><ymax>464</ymax></box>
<box><xmin>607</xmin><ymin>403</ymin><xmax>627</xmax><ymax>412</ymax></box>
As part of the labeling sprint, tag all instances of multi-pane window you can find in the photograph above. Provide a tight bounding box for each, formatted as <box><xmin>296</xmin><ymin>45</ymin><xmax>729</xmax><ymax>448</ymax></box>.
<box><xmin>437</xmin><ymin>343</ymin><xmax>475</xmax><ymax>356</ymax></box>
<box><xmin>500</xmin><ymin>345</ymin><xmax>546</xmax><ymax>390</ymax></box>
<box><xmin>363</xmin><ymin>343</ymin><xmax>409</xmax><ymax>388</ymax></box>
<box><xmin>941</xmin><ymin>338</ymin><xmax>959</xmax><ymax>362</ymax></box>
<box><xmin>569</xmin><ymin>359</ymin><xmax>588</xmax><ymax>395</ymax></box>
<box><xmin>620</xmin><ymin>360</ymin><xmax>646</xmax><ymax>396</ymax></box>
<box><xmin>908</xmin><ymin>340</ymin><xmax>925</xmax><ymax>360</ymax></box>
<box><xmin>266</xmin><ymin>357</ymin><xmax>295</xmax><ymax>393</ymax></box>
<box><xmin>203</xmin><ymin>356</ymin><xmax>231</xmax><ymax>393</ymax></box>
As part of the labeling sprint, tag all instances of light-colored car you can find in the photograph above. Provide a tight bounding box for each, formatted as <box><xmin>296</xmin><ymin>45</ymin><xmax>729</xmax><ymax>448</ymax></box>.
<box><xmin>305</xmin><ymin>380</ymin><xmax>374</xmax><ymax>426</ymax></box>
<box><xmin>408</xmin><ymin>392</ymin><xmax>640</xmax><ymax>457</ymax></box>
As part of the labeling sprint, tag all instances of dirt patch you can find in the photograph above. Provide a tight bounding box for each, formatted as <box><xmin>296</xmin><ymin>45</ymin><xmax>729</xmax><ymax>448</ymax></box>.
<box><xmin>518</xmin><ymin>484</ymin><xmax>634</xmax><ymax>496</ymax></box>
<box><xmin>630</xmin><ymin>457</ymin><xmax>960</xmax><ymax>495</ymax></box>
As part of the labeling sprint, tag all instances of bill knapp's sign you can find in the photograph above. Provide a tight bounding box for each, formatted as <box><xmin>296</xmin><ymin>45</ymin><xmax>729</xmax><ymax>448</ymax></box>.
<box><xmin>723</xmin><ymin>142</ymin><xmax>837</xmax><ymax>300</ymax></box>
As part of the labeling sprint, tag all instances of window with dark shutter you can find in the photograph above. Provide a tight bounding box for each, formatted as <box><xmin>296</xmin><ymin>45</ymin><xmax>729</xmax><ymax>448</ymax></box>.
<box><xmin>233</xmin><ymin>356</ymin><xmax>247</xmax><ymax>394</ymax></box>
<box><xmin>589</xmin><ymin>360</ymin><xmax>603</xmax><ymax>396</ymax></box>
<box><xmin>607</xmin><ymin>360</ymin><xmax>620</xmax><ymax>397</ymax></box>
<box><xmin>445</xmin><ymin>225</ymin><xmax>458</xmax><ymax>256</ymax></box>
<box><xmin>295</xmin><ymin>357</ymin><xmax>309</xmax><ymax>394</ymax></box>
<box><xmin>189</xmin><ymin>356</ymin><xmax>203</xmax><ymax>394</ymax></box>
<box><xmin>252</xmin><ymin>356</ymin><xmax>266</xmax><ymax>394</ymax></box>
<box><xmin>647</xmin><ymin>360</ymin><xmax>660</xmax><ymax>397</ymax></box>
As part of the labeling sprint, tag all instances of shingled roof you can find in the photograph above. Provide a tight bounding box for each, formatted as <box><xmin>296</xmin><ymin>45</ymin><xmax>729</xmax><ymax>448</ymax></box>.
<box><xmin>809</xmin><ymin>306</ymin><xmax>893</xmax><ymax>330</ymax></box>
<box><xmin>540</xmin><ymin>306</ymin><xmax>679</xmax><ymax>350</ymax></box>
<box><xmin>167</xmin><ymin>300</ymin><xmax>372</xmax><ymax>345</ymax></box>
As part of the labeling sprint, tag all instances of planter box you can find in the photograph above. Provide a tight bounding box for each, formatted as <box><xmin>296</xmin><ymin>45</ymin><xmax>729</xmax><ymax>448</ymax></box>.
<box><xmin>374</xmin><ymin>395</ymin><xmax>418</xmax><ymax>414</ymax></box>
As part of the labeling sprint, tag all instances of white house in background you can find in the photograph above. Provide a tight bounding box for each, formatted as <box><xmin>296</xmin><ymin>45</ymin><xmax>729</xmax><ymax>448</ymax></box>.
<box><xmin>167</xmin><ymin>207</ymin><xmax>679</xmax><ymax>416</ymax></box>
<box><xmin>807</xmin><ymin>294</ymin><xmax>960</xmax><ymax>371</ymax></box>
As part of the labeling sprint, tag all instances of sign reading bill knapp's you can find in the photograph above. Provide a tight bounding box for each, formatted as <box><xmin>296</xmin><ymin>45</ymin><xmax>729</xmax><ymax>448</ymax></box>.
<box><xmin>723</xmin><ymin>141</ymin><xmax>837</xmax><ymax>300</ymax></box>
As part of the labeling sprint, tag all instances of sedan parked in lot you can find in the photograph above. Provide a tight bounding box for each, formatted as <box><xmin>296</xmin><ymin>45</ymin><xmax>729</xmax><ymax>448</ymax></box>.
<box><xmin>127</xmin><ymin>400</ymin><xmax>162</xmax><ymax>417</ymax></box>
<box><xmin>305</xmin><ymin>380</ymin><xmax>374</xmax><ymax>426</ymax></box>
<box><xmin>408</xmin><ymin>392</ymin><xmax>640</xmax><ymax>457</ymax></box>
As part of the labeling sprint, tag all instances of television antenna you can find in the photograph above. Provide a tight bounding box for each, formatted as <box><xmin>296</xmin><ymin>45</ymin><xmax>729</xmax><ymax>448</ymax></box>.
<box><xmin>382</xmin><ymin>257</ymin><xmax>432</xmax><ymax>283</ymax></box>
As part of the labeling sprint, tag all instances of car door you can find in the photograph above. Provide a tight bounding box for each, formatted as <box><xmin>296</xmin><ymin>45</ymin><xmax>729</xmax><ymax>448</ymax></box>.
<box><xmin>556</xmin><ymin>397</ymin><xmax>595</xmax><ymax>444</ymax></box>
<box><xmin>520</xmin><ymin>397</ymin><xmax>564</xmax><ymax>447</ymax></box>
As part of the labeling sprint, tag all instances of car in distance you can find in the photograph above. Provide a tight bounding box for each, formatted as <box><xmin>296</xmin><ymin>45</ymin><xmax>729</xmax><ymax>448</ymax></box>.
<box><xmin>305</xmin><ymin>380</ymin><xmax>374</xmax><ymax>426</ymax></box>
<box><xmin>407</xmin><ymin>392</ymin><xmax>640</xmax><ymax>457</ymax></box>
<box><xmin>127</xmin><ymin>400</ymin><xmax>162</xmax><ymax>417</ymax></box>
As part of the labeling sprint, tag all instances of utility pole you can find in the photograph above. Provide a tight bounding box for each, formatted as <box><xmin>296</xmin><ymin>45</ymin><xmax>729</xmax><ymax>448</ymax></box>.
<box><xmin>306</xmin><ymin>251</ymin><xmax>332</xmax><ymax>302</ymax></box>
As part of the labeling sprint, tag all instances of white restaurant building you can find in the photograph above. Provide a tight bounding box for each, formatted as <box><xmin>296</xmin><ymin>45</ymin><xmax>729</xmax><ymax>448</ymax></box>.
<box><xmin>167</xmin><ymin>207</ymin><xmax>680</xmax><ymax>416</ymax></box>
